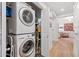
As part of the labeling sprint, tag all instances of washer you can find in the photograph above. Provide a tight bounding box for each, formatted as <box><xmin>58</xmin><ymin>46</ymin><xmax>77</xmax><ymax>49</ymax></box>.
<box><xmin>8</xmin><ymin>2</ymin><xmax>35</xmax><ymax>34</ymax></box>
<box><xmin>12</xmin><ymin>33</ymin><xmax>35</xmax><ymax>57</ymax></box>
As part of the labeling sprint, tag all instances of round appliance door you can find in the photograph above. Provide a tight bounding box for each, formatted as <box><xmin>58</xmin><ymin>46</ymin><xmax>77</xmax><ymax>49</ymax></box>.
<box><xmin>19</xmin><ymin>38</ymin><xmax>34</xmax><ymax>57</ymax></box>
<box><xmin>19</xmin><ymin>7</ymin><xmax>35</xmax><ymax>26</ymax></box>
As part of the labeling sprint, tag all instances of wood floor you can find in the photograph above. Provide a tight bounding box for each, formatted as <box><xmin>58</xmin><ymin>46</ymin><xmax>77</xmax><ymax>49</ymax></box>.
<box><xmin>49</xmin><ymin>38</ymin><xmax>74</xmax><ymax>57</ymax></box>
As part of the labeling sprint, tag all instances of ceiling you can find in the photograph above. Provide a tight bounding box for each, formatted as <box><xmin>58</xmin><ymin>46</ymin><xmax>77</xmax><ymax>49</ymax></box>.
<box><xmin>44</xmin><ymin>2</ymin><xmax>74</xmax><ymax>17</ymax></box>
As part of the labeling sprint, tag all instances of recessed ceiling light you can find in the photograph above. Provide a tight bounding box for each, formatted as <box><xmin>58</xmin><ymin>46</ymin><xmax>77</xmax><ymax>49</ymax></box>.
<box><xmin>68</xmin><ymin>19</ymin><xmax>72</xmax><ymax>22</ymax></box>
<box><xmin>77</xmin><ymin>4</ymin><xmax>79</xmax><ymax>8</ymax></box>
<box><xmin>60</xmin><ymin>8</ymin><xmax>65</xmax><ymax>11</ymax></box>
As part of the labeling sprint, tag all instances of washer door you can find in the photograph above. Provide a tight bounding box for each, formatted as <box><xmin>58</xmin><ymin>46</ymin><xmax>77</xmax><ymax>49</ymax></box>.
<box><xmin>19</xmin><ymin>7</ymin><xmax>35</xmax><ymax>26</ymax></box>
<box><xmin>19</xmin><ymin>39</ymin><xmax>34</xmax><ymax>57</ymax></box>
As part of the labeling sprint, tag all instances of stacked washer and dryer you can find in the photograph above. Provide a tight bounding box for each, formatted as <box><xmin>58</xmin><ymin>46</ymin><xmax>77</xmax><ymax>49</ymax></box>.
<box><xmin>7</xmin><ymin>2</ymin><xmax>35</xmax><ymax>57</ymax></box>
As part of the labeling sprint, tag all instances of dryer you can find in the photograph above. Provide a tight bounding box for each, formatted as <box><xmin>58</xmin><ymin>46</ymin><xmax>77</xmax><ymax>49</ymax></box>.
<box><xmin>8</xmin><ymin>2</ymin><xmax>35</xmax><ymax>34</ymax></box>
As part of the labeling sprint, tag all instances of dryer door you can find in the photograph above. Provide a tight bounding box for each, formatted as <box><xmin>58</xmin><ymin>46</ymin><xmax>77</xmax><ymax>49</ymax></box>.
<box><xmin>19</xmin><ymin>39</ymin><xmax>34</xmax><ymax>57</ymax></box>
<box><xmin>19</xmin><ymin>7</ymin><xmax>35</xmax><ymax>26</ymax></box>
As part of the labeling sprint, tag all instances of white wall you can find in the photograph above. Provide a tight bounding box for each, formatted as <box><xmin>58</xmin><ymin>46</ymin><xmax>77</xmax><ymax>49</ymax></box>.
<box><xmin>41</xmin><ymin>8</ymin><xmax>50</xmax><ymax>57</ymax></box>
<box><xmin>0</xmin><ymin>2</ymin><xmax>2</xmax><ymax>57</ymax></box>
<box><xmin>73</xmin><ymin>3</ymin><xmax>79</xmax><ymax>56</ymax></box>
<box><xmin>41</xmin><ymin>6</ymin><xmax>59</xmax><ymax>56</ymax></box>
<box><xmin>48</xmin><ymin>9</ymin><xmax>59</xmax><ymax>51</ymax></box>
<box><xmin>2</xmin><ymin>2</ymin><xmax>6</xmax><ymax>57</ymax></box>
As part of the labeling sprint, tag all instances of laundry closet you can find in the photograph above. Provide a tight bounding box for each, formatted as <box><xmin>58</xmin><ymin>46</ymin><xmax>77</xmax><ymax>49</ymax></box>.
<box><xmin>1</xmin><ymin>2</ymin><xmax>79</xmax><ymax>57</ymax></box>
<box><xmin>6</xmin><ymin>2</ymin><xmax>43</xmax><ymax>57</ymax></box>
